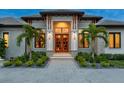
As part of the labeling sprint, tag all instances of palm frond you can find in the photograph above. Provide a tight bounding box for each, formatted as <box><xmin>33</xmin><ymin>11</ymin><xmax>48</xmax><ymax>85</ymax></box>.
<box><xmin>16</xmin><ymin>33</ymin><xmax>27</xmax><ymax>46</ymax></box>
<box><xmin>97</xmin><ymin>27</ymin><xmax>107</xmax><ymax>35</ymax></box>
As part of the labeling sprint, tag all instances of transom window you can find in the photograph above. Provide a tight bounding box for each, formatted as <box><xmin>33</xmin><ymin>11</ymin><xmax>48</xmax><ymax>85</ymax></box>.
<box><xmin>3</xmin><ymin>32</ymin><xmax>9</xmax><ymax>48</ymax></box>
<box><xmin>78</xmin><ymin>29</ymin><xmax>89</xmax><ymax>48</ymax></box>
<box><xmin>55</xmin><ymin>27</ymin><xmax>69</xmax><ymax>34</ymax></box>
<box><xmin>35</xmin><ymin>29</ymin><xmax>45</xmax><ymax>48</ymax></box>
<box><xmin>109</xmin><ymin>32</ymin><xmax>121</xmax><ymax>48</ymax></box>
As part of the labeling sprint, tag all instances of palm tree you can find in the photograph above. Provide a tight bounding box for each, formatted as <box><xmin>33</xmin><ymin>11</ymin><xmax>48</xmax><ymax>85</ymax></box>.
<box><xmin>17</xmin><ymin>25</ymin><xmax>38</xmax><ymax>60</ymax></box>
<box><xmin>81</xmin><ymin>23</ymin><xmax>108</xmax><ymax>60</ymax></box>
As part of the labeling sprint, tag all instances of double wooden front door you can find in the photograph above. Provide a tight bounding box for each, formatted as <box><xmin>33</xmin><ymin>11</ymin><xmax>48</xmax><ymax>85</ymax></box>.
<box><xmin>55</xmin><ymin>34</ymin><xmax>69</xmax><ymax>52</ymax></box>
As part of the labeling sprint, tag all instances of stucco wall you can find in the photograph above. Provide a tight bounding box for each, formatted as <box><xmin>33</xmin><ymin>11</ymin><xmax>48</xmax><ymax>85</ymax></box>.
<box><xmin>78</xmin><ymin>20</ymin><xmax>92</xmax><ymax>28</ymax></box>
<box><xmin>0</xmin><ymin>27</ymin><xmax>25</xmax><ymax>59</ymax></box>
<box><xmin>32</xmin><ymin>20</ymin><xmax>46</xmax><ymax>28</ymax></box>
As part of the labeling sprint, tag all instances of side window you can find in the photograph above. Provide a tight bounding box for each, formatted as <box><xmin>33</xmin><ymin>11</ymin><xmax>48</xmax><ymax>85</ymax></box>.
<box><xmin>78</xmin><ymin>29</ymin><xmax>89</xmax><ymax>48</ymax></box>
<box><xmin>35</xmin><ymin>29</ymin><xmax>45</xmax><ymax>48</ymax></box>
<box><xmin>3</xmin><ymin>32</ymin><xmax>9</xmax><ymax>48</ymax></box>
<box><xmin>109</xmin><ymin>32</ymin><xmax>121</xmax><ymax>48</ymax></box>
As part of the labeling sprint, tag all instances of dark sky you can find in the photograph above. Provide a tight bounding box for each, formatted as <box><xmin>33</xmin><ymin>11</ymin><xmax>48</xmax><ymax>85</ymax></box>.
<box><xmin>0</xmin><ymin>9</ymin><xmax>124</xmax><ymax>21</ymax></box>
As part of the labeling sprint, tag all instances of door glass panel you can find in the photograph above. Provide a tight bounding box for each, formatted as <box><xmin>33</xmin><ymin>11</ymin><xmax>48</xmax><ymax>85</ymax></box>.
<box><xmin>55</xmin><ymin>35</ymin><xmax>62</xmax><ymax>52</ymax></box>
<box><xmin>62</xmin><ymin>35</ymin><xmax>68</xmax><ymax>52</ymax></box>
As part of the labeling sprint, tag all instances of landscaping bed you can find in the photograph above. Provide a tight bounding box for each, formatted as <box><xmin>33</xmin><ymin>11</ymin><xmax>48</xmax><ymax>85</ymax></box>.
<box><xmin>75</xmin><ymin>52</ymin><xmax>124</xmax><ymax>68</ymax></box>
<box><xmin>3</xmin><ymin>51</ymin><xmax>49</xmax><ymax>68</ymax></box>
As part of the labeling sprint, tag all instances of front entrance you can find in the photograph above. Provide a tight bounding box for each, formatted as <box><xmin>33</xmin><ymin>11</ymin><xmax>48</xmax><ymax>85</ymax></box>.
<box><xmin>54</xmin><ymin>21</ymin><xmax>70</xmax><ymax>52</ymax></box>
<box><xmin>55</xmin><ymin>34</ymin><xmax>69</xmax><ymax>52</ymax></box>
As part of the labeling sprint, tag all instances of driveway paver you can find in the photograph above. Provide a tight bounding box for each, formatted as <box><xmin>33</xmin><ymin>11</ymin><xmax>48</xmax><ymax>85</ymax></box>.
<box><xmin>0</xmin><ymin>59</ymin><xmax>124</xmax><ymax>83</ymax></box>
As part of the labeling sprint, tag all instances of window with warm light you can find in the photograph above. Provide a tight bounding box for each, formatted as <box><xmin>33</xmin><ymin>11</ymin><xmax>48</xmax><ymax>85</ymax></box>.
<box><xmin>109</xmin><ymin>32</ymin><xmax>121</xmax><ymax>48</ymax></box>
<box><xmin>35</xmin><ymin>29</ymin><xmax>45</xmax><ymax>48</ymax></box>
<box><xmin>3</xmin><ymin>32</ymin><xmax>9</xmax><ymax>48</ymax></box>
<box><xmin>78</xmin><ymin>29</ymin><xmax>89</xmax><ymax>48</ymax></box>
<box><xmin>55</xmin><ymin>27</ymin><xmax>69</xmax><ymax>34</ymax></box>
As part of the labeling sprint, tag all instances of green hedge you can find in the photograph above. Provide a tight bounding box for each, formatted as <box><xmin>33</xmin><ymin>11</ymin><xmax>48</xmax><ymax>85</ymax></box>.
<box><xmin>110</xmin><ymin>60</ymin><xmax>124</xmax><ymax>68</ymax></box>
<box><xmin>75</xmin><ymin>52</ymin><xmax>92</xmax><ymax>62</ymax></box>
<box><xmin>3</xmin><ymin>51</ymin><xmax>48</xmax><ymax>67</ymax></box>
<box><xmin>76</xmin><ymin>52</ymin><xmax>122</xmax><ymax>61</ymax></box>
<box><xmin>100</xmin><ymin>54</ymin><xmax>124</xmax><ymax>60</ymax></box>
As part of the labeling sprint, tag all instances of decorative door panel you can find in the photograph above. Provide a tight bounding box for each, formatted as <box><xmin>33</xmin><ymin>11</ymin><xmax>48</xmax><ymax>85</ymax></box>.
<box><xmin>62</xmin><ymin>34</ymin><xmax>69</xmax><ymax>52</ymax></box>
<box><xmin>54</xmin><ymin>27</ymin><xmax>69</xmax><ymax>52</ymax></box>
<box><xmin>55</xmin><ymin>34</ymin><xmax>62</xmax><ymax>52</ymax></box>
<box><xmin>55</xmin><ymin>34</ymin><xmax>69</xmax><ymax>52</ymax></box>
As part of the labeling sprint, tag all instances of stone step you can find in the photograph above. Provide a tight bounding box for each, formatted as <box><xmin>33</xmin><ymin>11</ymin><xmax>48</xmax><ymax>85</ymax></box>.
<box><xmin>50</xmin><ymin>53</ymin><xmax>73</xmax><ymax>59</ymax></box>
<box><xmin>50</xmin><ymin>56</ymin><xmax>73</xmax><ymax>59</ymax></box>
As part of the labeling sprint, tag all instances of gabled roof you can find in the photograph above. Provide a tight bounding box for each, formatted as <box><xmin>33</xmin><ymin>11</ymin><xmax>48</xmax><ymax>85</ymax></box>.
<box><xmin>96</xmin><ymin>20</ymin><xmax>124</xmax><ymax>27</ymax></box>
<box><xmin>40</xmin><ymin>9</ymin><xmax>84</xmax><ymax>16</ymax></box>
<box><xmin>0</xmin><ymin>17</ymin><xmax>26</xmax><ymax>27</ymax></box>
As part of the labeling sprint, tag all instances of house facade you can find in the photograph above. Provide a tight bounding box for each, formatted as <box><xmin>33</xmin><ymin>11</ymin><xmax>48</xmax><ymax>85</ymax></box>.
<box><xmin>0</xmin><ymin>10</ymin><xmax>124</xmax><ymax>59</ymax></box>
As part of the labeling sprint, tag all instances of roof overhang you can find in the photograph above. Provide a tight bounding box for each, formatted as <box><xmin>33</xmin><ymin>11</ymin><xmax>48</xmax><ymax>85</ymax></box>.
<box><xmin>21</xmin><ymin>16</ymin><xmax>43</xmax><ymax>21</ymax></box>
<box><xmin>40</xmin><ymin>9</ymin><xmax>84</xmax><ymax>16</ymax></box>
<box><xmin>80</xmin><ymin>16</ymin><xmax>103</xmax><ymax>22</ymax></box>
<box><xmin>96</xmin><ymin>25</ymin><xmax>124</xmax><ymax>27</ymax></box>
<box><xmin>0</xmin><ymin>24</ymin><xmax>23</xmax><ymax>27</ymax></box>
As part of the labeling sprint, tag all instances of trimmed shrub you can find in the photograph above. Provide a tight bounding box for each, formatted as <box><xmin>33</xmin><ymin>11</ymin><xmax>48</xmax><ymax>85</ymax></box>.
<box><xmin>36</xmin><ymin>58</ymin><xmax>44</xmax><ymax>66</ymax></box>
<box><xmin>42</xmin><ymin>56</ymin><xmax>48</xmax><ymax>62</ymax></box>
<box><xmin>77</xmin><ymin>52</ymin><xmax>91</xmax><ymax>61</ymax></box>
<box><xmin>100</xmin><ymin>61</ymin><xmax>110</xmax><ymax>68</ymax></box>
<box><xmin>25</xmin><ymin>60</ymin><xmax>34</xmax><ymax>67</ymax></box>
<box><xmin>89</xmin><ymin>56</ymin><xmax>94</xmax><ymax>63</ymax></box>
<box><xmin>80</xmin><ymin>61</ymin><xmax>87</xmax><ymax>67</ymax></box>
<box><xmin>100</xmin><ymin>54</ymin><xmax>124</xmax><ymax>60</ymax></box>
<box><xmin>0</xmin><ymin>38</ymin><xmax>6</xmax><ymax>58</ymax></box>
<box><xmin>77</xmin><ymin>56</ymin><xmax>83</xmax><ymax>62</ymax></box>
<box><xmin>16</xmin><ymin>51</ymin><xmax>47</xmax><ymax>63</ymax></box>
<box><xmin>78</xmin><ymin>58</ymin><xmax>87</xmax><ymax>67</ymax></box>
<box><xmin>91</xmin><ymin>62</ymin><xmax>96</xmax><ymax>68</ymax></box>
<box><xmin>17</xmin><ymin>53</ymin><xmax>29</xmax><ymax>63</ymax></box>
<box><xmin>3</xmin><ymin>61</ymin><xmax>13</xmax><ymax>67</ymax></box>
<box><xmin>14</xmin><ymin>59</ymin><xmax>23</xmax><ymax>66</ymax></box>
<box><xmin>32</xmin><ymin>51</ymin><xmax>46</xmax><ymax>62</ymax></box>
<box><xmin>95</xmin><ymin>55</ymin><xmax>107</xmax><ymax>63</ymax></box>
<box><xmin>109</xmin><ymin>61</ymin><xmax>124</xmax><ymax>68</ymax></box>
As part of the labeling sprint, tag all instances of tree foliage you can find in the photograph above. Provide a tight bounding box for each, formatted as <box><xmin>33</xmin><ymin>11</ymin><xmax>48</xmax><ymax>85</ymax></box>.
<box><xmin>16</xmin><ymin>25</ymin><xmax>38</xmax><ymax>60</ymax></box>
<box><xmin>0</xmin><ymin>38</ymin><xmax>6</xmax><ymax>58</ymax></box>
<box><xmin>81</xmin><ymin>23</ymin><xmax>108</xmax><ymax>60</ymax></box>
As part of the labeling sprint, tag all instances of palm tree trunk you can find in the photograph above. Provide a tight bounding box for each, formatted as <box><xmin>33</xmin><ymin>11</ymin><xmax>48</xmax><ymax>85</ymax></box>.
<box><xmin>29</xmin><ymin>40</ymin><xmax>32</xmax><ymax>60</ymax></box>
<box><xmin>91</xmin><ymin>40</ymin><xmax>95</xmax><ymax>61</ymax></box>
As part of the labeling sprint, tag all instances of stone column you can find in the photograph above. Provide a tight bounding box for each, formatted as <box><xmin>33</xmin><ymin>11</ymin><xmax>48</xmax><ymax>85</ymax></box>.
<box><xmin>71</xmin><ymin>15</ymin><xmax>78</xmax><ymax>55</ymax></box>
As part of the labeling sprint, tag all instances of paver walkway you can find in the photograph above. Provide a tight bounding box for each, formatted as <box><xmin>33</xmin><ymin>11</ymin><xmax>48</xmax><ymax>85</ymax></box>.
<box><xmin>0</xmin><ymin>59</ymin><xmax>124</xmax><ymax>83</ymax></box>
